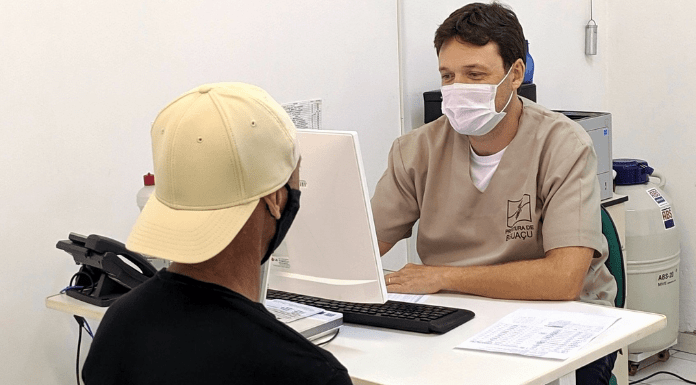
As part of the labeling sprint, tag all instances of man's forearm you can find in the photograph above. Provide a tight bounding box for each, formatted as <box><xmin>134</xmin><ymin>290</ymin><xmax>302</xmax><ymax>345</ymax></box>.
<box><xmin>441</xmin><ymin>254</ymin><xmax>585</xmax><ymax>300</ymax></box>
<box><xmin>386</xmin><ymin>247</ymin><xmax>594</xmax><ymax>300</ymax></box>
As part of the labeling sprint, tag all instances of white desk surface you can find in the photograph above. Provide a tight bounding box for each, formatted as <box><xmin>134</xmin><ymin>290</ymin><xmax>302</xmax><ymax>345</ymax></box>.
<box><xmin>46</xmin><ymin>292</ymin><xmax>664</xmax><ymax>385</ymax></box>
<box><xmin>321</xmin><ymin>293</ymin><xmax>665</xmax><ymax>385</ymax></box>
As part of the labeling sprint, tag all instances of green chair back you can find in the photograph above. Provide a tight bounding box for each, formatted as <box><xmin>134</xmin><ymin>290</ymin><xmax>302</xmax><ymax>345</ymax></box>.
<box><xmin>601</xmin><ymin>206</ymin><xmax>626</xmax><ymax>308</ymax></box>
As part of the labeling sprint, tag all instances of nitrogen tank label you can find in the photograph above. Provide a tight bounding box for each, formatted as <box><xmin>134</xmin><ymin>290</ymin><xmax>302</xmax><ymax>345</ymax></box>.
<box><xmin>657</xmin><ymin>267</ymin><xmax>678</xmax><ymax>287</ymax></box>
<box><xmin>646</xmin><ymin>188</ymin><xmax>669</xmax><ymax>207</ymax></box>
<box><xmin>645</xmin><ymin>188</ymin><xmax>675</xmax><ymax>229</ymax></box>
<box><xmin>661</xmin><ymin>206</ymin><xmax>675</xmax><ymax>229</ymax></box>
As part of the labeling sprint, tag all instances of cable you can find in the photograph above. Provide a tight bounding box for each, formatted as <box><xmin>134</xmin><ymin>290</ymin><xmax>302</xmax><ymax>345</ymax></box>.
<box><xmin>63</xmin><ymin>272</ymin><xmax>97</xmax><ymax>384</ymax></box>
<box><xmin>590</xmin><ymin>0</ymin><xmax>594</xmax><ymax>21</ymax></box>
<box><xmin>75</xmin><ymin>321</ymin><xmax>82</xmax><ymax>385</ymax></box>
<box><xmin>62</xmin><ymin>272</ymin><xmax>97</xmax><ymax>296</ymax></box>
<box><xmin>70</xmin><ymin>272</ymin><xmax>96</xmax><ymax>295</ymax></box>
<box><xmin>61</xmin><ymin>285</ymin><xmax>85</xmax><ymax>294</ymax></box>
<box><xmin>629</xmin><ymin>370</ymin><xmax>696</xmax><ymax>384</ymax></box>
<box><xmin>73</xmin><ymin>316</ymin><xmax>94</xmax><ymax>385</ymax></box>
<box><xmin>316</xmin><ymin>328</ymin><xmax>340</xmax><ymax>346</ymax></box>
<box><xmin>75</xmin><ymin>316</ymin><xmax>94</xmax><ymax>338</ymax></box>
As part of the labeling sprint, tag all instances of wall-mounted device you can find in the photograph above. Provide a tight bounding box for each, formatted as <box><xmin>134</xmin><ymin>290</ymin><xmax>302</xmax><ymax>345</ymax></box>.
<box><xmin>585</xmin><ymin>0</ymin><xmax>598</xmax><ymax>55</ymax></box>
<box><xmin>556</xmin><ymin>111</ymin><xmax>613</xmax><ymax>200</ymax></box>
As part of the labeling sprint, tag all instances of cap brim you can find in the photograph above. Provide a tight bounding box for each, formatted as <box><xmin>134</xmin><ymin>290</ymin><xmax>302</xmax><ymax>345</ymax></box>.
<box><xmin>126</xmin><ymin>194</ymin><xmax>260</xmax><ymax>264</ymax></box>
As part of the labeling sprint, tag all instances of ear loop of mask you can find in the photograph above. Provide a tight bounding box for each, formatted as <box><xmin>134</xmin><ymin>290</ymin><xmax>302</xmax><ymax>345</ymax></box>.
<box><xmin>496</xmin><ymin>65</ymin><xmax>515</xmax><ymax>113</ymax></box>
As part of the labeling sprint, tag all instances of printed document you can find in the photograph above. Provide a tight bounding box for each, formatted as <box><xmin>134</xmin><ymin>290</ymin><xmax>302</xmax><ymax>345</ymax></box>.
<box><xmin>265</xmin><ymin>299</ymin><xmax>323</xmax><ymax>323</ymax></box>
<box><xmin>457</xmin><ymin>308</ymin><xmax>620</xmax><ymax>359</ymax></box>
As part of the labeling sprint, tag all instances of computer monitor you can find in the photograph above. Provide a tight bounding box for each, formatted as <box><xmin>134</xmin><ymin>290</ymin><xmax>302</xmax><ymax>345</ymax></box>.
<box><xmin>267</xmin><ymin>130</ymin><xmax>388</xmax><ymax>304</ymax></box>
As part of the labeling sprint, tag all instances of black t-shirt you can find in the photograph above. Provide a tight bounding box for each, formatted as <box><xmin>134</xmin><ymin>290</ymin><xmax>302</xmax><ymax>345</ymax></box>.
<box><xmin>82</xmin><ymin>270</ymin><xmax>352</xmax><ymax>385</ymax></box>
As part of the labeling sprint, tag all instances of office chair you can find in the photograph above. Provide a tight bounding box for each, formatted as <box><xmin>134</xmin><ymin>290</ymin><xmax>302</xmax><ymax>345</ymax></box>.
<box><xmin>601</xmin><ymin>206</ymin><xmax>626</xmax><ymax>308</ymax></box>
<box><xmin>601</xmin><ymin>206</ymin><xmax>627</xmax><ymax>385</ymax></box>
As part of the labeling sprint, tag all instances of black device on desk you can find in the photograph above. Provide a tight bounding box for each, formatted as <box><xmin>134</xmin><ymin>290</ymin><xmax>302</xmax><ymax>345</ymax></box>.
<box><xmin>57</xmin><ymin>233</ymin><xmax>157</xmax><ymax>307</ymax></box>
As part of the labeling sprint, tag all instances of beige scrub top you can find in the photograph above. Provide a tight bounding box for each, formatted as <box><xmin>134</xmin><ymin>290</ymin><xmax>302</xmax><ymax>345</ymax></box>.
<box><xmin>371</xmin><ymin>97</ymin><xmax>617</xmax><ymax>306</ymax></box>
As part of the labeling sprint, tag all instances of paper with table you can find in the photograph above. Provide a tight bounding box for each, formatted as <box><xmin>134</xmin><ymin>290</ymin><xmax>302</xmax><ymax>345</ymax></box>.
<box><xmin>265</xmin><ymin>299</ymin><xmax>343</xmax><ymax>342</ymax></box>
<box><xmin>457</xmin><ymin>308</ymin><xmax>620</xmax><ymax>360</ymax></box>
<box><xmin>265</xmin><ymin>299</ymin><xmax>324</xmax><ymax>323</ymax></box>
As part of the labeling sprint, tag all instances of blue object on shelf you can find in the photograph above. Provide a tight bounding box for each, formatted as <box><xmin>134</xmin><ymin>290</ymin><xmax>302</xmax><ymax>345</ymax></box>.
<box><xmin>524</xmin><ymin>40</ymin><xmax>534</xmax><ymax>84</ymax></box>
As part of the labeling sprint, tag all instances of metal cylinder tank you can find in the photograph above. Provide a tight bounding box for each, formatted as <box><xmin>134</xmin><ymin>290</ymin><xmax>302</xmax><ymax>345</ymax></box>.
<box><xmin>613</xmin><ymin>159</ymin><xmax>680</xmax><ymax>356</ymax></box>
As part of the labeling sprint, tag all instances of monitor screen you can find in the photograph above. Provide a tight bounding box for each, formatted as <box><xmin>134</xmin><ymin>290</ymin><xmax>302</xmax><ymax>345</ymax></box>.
<box><xmin>267</xmin><ymin>130</ymin><xmax>388</xmax><ymax>303</ymax></box>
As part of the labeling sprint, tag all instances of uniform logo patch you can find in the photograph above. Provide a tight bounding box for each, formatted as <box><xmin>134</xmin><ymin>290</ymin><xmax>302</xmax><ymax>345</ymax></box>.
<box><xmin>507</xmin><ymin>194</ymin><xmax>532</xmax><ymax>227</ymax></box>
<box><xmin>506</xmin><ymin>194</ymin><xmax>535</xmax><ymax>242</ymax></box>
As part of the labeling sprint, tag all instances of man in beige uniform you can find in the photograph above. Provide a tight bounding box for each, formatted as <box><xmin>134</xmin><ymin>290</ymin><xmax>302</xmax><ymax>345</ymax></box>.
<box><xmin>371</xmin><ymin>3</ymin><xmax>618</xmax><ymax>383</ymax></box>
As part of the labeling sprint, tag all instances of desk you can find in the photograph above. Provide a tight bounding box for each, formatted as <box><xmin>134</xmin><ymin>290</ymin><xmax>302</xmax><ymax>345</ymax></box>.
<box><xmin>46</xmin><ymin>293</ymin><xmax>108</xmax><ymax>320</ymax></box>
<box><xmin>47</xmin><ymin>291</ymin><xmax>664</xmax><ymax>385</ymax></box>
<box><xmin>322</xmin><ymin>293</ymin><xmax>664</xmax><ymax>385</ymax></box>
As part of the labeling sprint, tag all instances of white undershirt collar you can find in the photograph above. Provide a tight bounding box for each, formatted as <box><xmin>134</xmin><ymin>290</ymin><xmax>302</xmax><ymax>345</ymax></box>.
<box><xmin>469</xmin><ymin>145</ymin><xmax>507</xmax><ymax>192</ymax></box>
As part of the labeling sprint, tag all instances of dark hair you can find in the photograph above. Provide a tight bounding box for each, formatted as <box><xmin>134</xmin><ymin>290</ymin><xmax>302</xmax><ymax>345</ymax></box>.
<box><xmin>434</xmin><ymin>2</ymin><xmax>526</xmax><ymax>70</ymax></box>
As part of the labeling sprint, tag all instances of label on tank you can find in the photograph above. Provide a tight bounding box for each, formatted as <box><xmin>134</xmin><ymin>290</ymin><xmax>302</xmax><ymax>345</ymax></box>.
<box><xmin>646</xmin><ymin>188</ymin><xmax>669</xmax><ymax>207</ymax></box>
<box><xmin>656</xmin><ymin>267</ymin><xmax>678</xmax><ymax>287</ymax></box>
<box><xmin>661</xmin><ymin>206</ymin><xmax>675</xmax><ymax>229</ymax></box>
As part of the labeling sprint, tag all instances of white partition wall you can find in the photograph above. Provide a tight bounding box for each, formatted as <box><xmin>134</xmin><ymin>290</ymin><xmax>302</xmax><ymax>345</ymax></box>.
<box><xmin>605</xmin><ymin>0</ymin><xmax>696</xmax><ymax>334</ymax></box>
<box><xmin>0</xmin><ymin>2</ymin><xmax>401</xmax><ymax>383</ymax></box>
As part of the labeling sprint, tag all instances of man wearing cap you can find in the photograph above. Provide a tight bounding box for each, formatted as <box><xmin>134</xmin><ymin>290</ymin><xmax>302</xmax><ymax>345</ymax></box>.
<box><xmin>372</xmin><ymin>3</ymin><xmax>617</xmax><ymax>383</ymax></box>
<box><xmin>82</xmin><ymin>83</ymin><xmax>352</xmax><ymax>385</ymax></box>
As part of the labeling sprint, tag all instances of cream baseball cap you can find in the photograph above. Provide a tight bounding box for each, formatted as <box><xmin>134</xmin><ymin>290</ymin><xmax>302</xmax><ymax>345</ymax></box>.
<box><xmin>126</xmin><ymin>82</ymin><xmax>299</xmax><ymax>264</ymax></box>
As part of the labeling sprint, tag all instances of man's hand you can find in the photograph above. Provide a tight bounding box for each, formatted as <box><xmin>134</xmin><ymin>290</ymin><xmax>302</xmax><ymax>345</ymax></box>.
<box><xmin>381</xmin><ymin>246</ymin><xmax>595</xmax><ymax>300</ymax></box>
<box><xmin>384</xmin><ymin>263</ymin><xmax>449</xmax><ymax>294</ymax></box>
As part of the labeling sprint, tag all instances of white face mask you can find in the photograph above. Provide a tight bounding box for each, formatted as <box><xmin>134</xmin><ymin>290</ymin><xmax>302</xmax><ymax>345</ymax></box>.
<box><xmin>441</xmin><ymin>66</ymin><xmax>514</xmax><ymax>136</ymax></box>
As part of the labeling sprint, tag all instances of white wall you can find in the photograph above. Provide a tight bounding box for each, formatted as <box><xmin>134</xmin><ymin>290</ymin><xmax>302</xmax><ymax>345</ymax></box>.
<box><xmin>605</xmin><ymin>1</ymin><xmax>696</xmax><ymax>333</ymax></box>
<box><xmin>0</xmin><ymin>1</ymin><xmax>401</xmax><ymax>383</ymax></box>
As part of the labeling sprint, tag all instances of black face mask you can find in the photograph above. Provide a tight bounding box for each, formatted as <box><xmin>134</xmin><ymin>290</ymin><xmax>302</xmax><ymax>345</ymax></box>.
<box><xmin>261</xmin><ymin>184</ymin><xmax>301</xmax><ymax>265</ymax></box>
